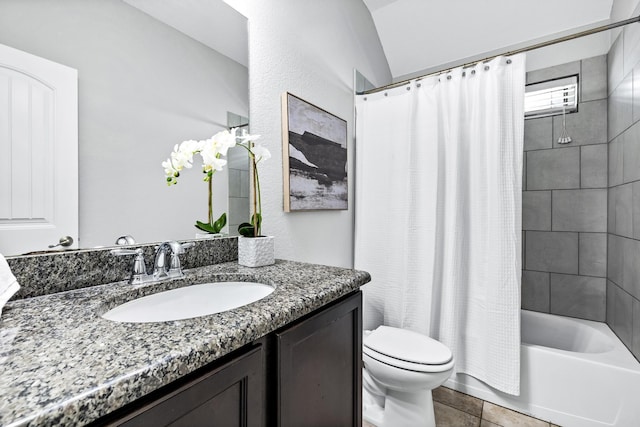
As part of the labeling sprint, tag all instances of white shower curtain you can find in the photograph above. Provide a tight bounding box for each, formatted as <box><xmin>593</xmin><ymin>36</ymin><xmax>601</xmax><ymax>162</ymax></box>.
<box><xmin>355</xmin><ymin>55</ymin><xmax>525</xmax><ymax>395</ymax></box>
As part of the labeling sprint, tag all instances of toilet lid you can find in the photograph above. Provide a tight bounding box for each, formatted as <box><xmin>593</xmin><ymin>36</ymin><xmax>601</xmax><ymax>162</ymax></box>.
<box><xmin>363</xmin><ymin>326</ymin><xmax>452</xmax><ymax>365</ymax></box>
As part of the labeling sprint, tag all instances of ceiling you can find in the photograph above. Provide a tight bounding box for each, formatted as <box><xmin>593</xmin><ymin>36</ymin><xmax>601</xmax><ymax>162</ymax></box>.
<box><xmin>123</xmin><ymin>0</ymin><xmax>248</xmax><ymax>67</ymax></box>
<box><xmin>123</xmin><ymin>0</ymin><xmax>619</xmax><ymax>81</ymax></box>
<box><xmin>363</xmin><ymin>0</ymin><xmax>614</xmax><ymax>79</ymax></box>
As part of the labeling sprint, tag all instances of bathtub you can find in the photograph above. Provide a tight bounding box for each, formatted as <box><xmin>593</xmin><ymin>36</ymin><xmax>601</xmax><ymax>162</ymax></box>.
<box><xmin>445</xmin><ymin>310</ymin><xmax>640</xmax><ymax>427</ymax></box>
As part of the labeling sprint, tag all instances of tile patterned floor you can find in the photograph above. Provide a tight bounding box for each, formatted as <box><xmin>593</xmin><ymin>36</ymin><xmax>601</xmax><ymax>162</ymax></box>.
<box><xmin>363</xmin><ymin>386</ymin><xmax>561</xmax><ymax>427</ymax></box>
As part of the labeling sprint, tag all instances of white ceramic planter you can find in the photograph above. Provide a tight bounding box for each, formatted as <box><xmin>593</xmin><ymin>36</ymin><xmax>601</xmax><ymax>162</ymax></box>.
<box><xmin>238</xmin><ymin>236</ymin><xmax>275</xmax><ymax>267</ymax></box>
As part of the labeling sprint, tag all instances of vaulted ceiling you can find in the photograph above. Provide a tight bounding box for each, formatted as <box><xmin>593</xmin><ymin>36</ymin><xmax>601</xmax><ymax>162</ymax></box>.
<box><xmin>363</xmin><ymin>0</ymin><xmax>614</xmax><ymax>79</ymax></box>
<box><xmin>124</xmin><ymin>0</ymin><xmax>619</xmax><ymax>81</ymax></box>
<box><xmin>123</xmin><ymin>0</ymin><xmax>248</xmax><ymax>67</ymax></box>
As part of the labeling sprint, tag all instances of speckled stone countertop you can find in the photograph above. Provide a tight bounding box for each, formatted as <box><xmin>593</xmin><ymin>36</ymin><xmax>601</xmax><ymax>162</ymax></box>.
<box><xmin>0</xmin><ymin>260</ymin><xmax>370</xmax><ymax>426</ymax></box>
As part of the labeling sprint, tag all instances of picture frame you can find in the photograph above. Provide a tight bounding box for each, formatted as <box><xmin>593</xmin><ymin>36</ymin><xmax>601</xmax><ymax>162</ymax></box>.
<box><xmin>281</xmin><ymin>92</ymin><xmax>348</xmax><ymax>212</ymax></box>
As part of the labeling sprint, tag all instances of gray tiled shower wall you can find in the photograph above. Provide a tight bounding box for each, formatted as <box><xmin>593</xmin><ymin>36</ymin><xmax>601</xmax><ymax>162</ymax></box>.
<box><xmin>522</xmin><ymin>55</ymin><xmax>608</xmax><ymax>323</ymax></box>
<box><xmin>606</xmin><ymin>26</ymin><xmax>640</xmax><ymax>361</ymax></box>
<box><xmin>227</xmin><ymin>147</ymin><xmax>250</xmax><ymax>235</ymax></box>
<box><xmin>523</xmin><ymin>25</ymin><xmax>640</xmax><ymax>361</ymax></box>
<box><xmin>227</xmin><ymin>112</ymin><xmax>250</xmax><ymax>235</ymax></box>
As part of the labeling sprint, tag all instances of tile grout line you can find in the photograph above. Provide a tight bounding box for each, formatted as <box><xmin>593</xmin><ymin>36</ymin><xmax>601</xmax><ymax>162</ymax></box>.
<box><xmin>522</xmin><ymin>267</ymin><xmax>606</xmax><ymax>279</ymax></box>
<box><xmin>579</xmin><ymin>145</ymin><xmax>583</xmax><ymax>190</ymax></box>
<box><xmin>546</xmin><ymin>270</ymin><xmax>551</xmax><ymax>314</ymax></box>
<box><xmin>436</xmin><ymin>387</ymin><xmax>554</xmax><ymax>426</ymax></box>
<box><xmin>525</xmin><ymin>141</ymin><xmax>608</xmax><ymax>153</ymax></box>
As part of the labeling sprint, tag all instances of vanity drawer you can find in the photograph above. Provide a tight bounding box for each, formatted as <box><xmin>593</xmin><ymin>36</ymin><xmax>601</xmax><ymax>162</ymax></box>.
<box><xmin>101</xmin><ymin>345</ymin><xmax>264</xmax><ymax>427</ymax></box>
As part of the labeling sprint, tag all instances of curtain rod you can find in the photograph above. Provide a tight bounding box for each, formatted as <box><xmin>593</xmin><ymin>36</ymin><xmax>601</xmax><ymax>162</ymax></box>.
<box><xmin>359</xmin><ymin>15</ymin><xmax>640</xmax><ymax>95</ymax></box>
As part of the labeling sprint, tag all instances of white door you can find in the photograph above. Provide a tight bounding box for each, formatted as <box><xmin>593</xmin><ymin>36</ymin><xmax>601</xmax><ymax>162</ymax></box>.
<box><xmin>0</xmin><ymin>43</ymin><xmax>78</xmax><ymax>255</ymax></box>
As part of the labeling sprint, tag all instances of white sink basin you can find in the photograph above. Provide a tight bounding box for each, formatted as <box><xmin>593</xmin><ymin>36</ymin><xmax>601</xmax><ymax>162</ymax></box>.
<box><xmin>102</xmin><ymin>281</ymin><xmax>274</xmax><ymax>323</ymax></box>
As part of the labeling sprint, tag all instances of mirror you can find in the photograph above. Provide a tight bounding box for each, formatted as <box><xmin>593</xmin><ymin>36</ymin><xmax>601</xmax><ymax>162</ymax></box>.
<box><xmin>0</xmin><ymin>0</ymin><xmax>248</xmax><ymax>256</ymax></box>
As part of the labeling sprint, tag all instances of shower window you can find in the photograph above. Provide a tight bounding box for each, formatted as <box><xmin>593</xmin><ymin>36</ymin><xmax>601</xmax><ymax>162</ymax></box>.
<box><xmin>524</xmin><ymin>75</ymin><xmax>578</xmax><ymax>119</ymax></box>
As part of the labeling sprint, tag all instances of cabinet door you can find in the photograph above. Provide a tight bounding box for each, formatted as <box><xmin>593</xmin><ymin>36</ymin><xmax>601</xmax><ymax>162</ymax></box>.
<box><xmin>276</xmin><ymin>292</ymin><xmax>362</xmax><ymax>427</ymax></box>
<box><xmin>108</xmin><ymin>345</ymin><xmax>264</xmax><ymax>427</ymax></box>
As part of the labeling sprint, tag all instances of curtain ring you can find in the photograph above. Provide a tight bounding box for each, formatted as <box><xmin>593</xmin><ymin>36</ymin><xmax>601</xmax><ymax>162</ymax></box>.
<box><xmin>406</xmin><ymin>86</ymin><xmax>411</xmax><ymax>91</ymax></box>
<box><xmin>506</xmin><ymin>59</ymin><xmax>512</xmax><ymax>64</ymax></box>
<box><xmin>416</xmin><ymin>83</ymin><xmax>421</xmax><ymax>88</ymax></box>
<box><xmin>447</xmin><ymin>75</ymin><xmax>452</xmax><ymax>80</ymax></box>
<box><xmin>384</xmin><ymin>92</ymin><xmax>388</xmax><ymax>96</ymax></box>
<box><xmin>462</xmin><ymin>71</ymin><xmax>466</xmax><ymax>77</ymax></box>
<box><xmin>484</xmin><ymin>65</ymin><xmax>490</xmax><ymax>71</ymax></box>
<box><xmin>471</xmin><ymin>69</ymin><xmax>476</xmax><ymax>75</ymax></box>
<box><xmin>363</xmin><ymin>97</ymin><xmax>367</xmax><ymax>101</ymax></box>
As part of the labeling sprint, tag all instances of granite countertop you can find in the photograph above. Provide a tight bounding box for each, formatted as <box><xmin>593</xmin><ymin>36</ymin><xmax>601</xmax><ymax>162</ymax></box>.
<box><xmin>0</xmin><ymin>260</ymin><xmax>370</xmax><ymax>426</ymax></box>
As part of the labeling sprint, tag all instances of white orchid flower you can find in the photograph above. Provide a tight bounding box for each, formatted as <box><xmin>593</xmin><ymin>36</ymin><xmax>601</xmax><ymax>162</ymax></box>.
<box><xmin>162</xmin><ymin>159</ymin><xmax>177</xmax><ymax>175</ymax></box>
<box><xmin>162</xmin><ymin>129</ymin><xmax>250</xmax><ymax>187</ymax></box>
<box><xmin>251</xmin><ymin>144</ymin><xmax>271</xmax><ymax>163</ymax></box>
<box><xmin>199</xmin><ymin>137</ymin><xmax>227</xmax><ymax>169</ymax></box>
<box><xmin>237</xmin><ymin>129</ymin><xmax>261</xmax><ymax>147</ymax></box>
<box><xmin>171</xmin><ymin>140</ymin><xmax>198</xmax><ymax>170</ymax></box>
<box><xmin>217</xmin><ymin>129</ymin><xmax>238</xmax><ymax>155</ymax></box>
<box><xmin>199</xmin><ymin>139</ymin><xmax>222</xmax><ymax>170</ymax></box>
<box><xmin>170</xmin><ymin>151</ymin><xmax>191</xmax><ymax>171</ymax></box>
<box><xmin>200</xmin><ymin>154</ymin><xmax>227</xmax><ymax>174</ymax></box>
<box><xmin>162</xmin><ymin>139</ymin><xmax>200</xmax><ymax>185</ymax></box>
<box><xmin>163</xmin><ymin>127</ymin><xmax>269</xmax><ymax>235</ymax></box>
<box><xmin>203</xmin><ymin>129</ymin><xmax>237</xmax><ymax>157</ymax></box>
<box><xmin>178</xmin><ymin>139</ymin><xmax>200</xmax><ymax>156</ymax></box>
<box><xmin>234</xmin><ymin>129</ymin><xmax>268</xmax><ymax>162</ymax></box>
<box><xmin>162</xmin><ymin>159</ymin><xmax>179</xmax><ymax>185</ymax></box>
<box><xmin>162</xmin><ymin>130</ymin><xmax>236</xmax><ymax>234</ymax></box>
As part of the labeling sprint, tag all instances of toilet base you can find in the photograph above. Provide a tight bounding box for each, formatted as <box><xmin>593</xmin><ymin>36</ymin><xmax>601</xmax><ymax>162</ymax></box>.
<box><xmin>386</xmin><ymin>388</ymin><xmax>435</xmax><ymax>427</ymax></box>
<box><xmin>363</xmin><ymin>386</ymin><xmax>385</xmax><ymax>426</ymax></box>
<box><xmin>363</xmin><ymin>386</ymin><xmax>436</xmax><ymax>427</ymax></box>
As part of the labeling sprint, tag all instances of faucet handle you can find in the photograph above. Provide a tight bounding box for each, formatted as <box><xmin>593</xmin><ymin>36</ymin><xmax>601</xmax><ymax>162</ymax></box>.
<box><xmin>111</xmin><ymin>248</ymin><xmax>148</xmax><ymax>284</ymax></box>
<box><xmin>115</xmin><ymin>235</ymin><xmax>136</xmax><ymax>245</ymax></box>
<box><xmin>166</xmin><ymin>241</ymin><xmax>195</xmax><ymax>278</ymax></box>
<box><xmin>169</xmin><ymin>241</ymin><xmax>195</xmax><ymax>255</ymax></box>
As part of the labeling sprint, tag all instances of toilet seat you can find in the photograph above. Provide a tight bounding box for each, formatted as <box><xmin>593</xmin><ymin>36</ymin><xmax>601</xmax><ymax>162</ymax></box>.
<box><xmin>363</xmin><ymin>326</ymin><xmax>453</xmax><ymax>373</ymax></box>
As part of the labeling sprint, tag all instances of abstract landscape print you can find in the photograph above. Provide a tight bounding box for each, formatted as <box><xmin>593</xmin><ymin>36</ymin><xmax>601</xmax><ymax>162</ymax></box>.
<box><xmin>282</xmin><ymin>93</ymin><xmax>348</xmax><ymax>211</ymax></box>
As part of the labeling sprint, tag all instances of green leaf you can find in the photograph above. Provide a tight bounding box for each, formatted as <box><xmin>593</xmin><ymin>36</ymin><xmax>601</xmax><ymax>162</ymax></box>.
<box><xmin>213</xmin><ymin>213</ymin><xmax>227</xmax><ymax>233</ymax></box>
<box><xmin>238</xmin><ymin>222</ymin><xmax>255</xmax><ymax>237</ymax></box>
<box><xmin>237</xmin><ymin>212</ymin><xmax>264</xmax><ymax>237</ymax></box>
<box><xmin>195</xmin><ymin>221</ymin><xmax>217</xmax><ymax>233</ymax></box>
<box><xmin>251</xmin><ymin>213</ymin><xmax>262</xmax><ymax>228</ymax></box>
<box><xmin>195</xmin><ymin>213</ymin><xmax>227</xmax><ymax>234</ymax></box>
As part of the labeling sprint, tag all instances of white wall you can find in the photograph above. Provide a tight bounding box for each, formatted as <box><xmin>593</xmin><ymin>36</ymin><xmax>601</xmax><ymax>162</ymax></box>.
<box><xmin>0</xmin><ymin>0</ymin><xmax>248</xmax><ymax>249</ymax></box>
<box><xmin>245</xmin><ymin>0</ymin><xmax>392</xmax><ymax>268</ymax></box>
<box><xmin>526</xmin><ymin>32</ymin><xmax>611</xmax><ymax>72</ymax></box>
<box><xmin>373</xmin><ymin>0</ymin><xmax>612</xmax><ymax>79</ymax></box>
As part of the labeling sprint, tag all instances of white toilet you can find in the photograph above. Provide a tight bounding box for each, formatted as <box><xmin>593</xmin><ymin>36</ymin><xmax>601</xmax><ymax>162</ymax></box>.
<box><xmin>362</xmin><ymin>326</ymin><xmax>455</xmax><ymax>427</ymax></box>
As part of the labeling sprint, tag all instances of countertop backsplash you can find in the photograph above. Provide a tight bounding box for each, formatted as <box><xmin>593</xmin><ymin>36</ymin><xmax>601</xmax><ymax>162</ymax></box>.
<box><xmin>6</xmin><ymin>237</ymin><xmax>238</xmax><ymax>300</ymax></box>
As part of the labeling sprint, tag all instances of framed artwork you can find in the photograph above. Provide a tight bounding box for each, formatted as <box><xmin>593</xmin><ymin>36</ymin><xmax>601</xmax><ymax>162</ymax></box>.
<box><xmin>281</xmin><ymin>92</ymin><xmax>348</xmax><ymax>211</ymax></box>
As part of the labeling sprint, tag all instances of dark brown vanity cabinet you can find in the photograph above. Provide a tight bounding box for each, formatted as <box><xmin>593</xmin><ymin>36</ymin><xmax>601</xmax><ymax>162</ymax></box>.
<box><xmin>97</xmin><ymin>291</ymin><xmax>362</xmax><ymax>427</ymax></box>
<box><xmin>276</xmin><ymin>291</ymin><xmax>362</xmax><ymax>427</ymax></box>
<box><xmin>102</xmin><ymin>344</ymin><xmax>265</xmax><ymax>427</ymax></box>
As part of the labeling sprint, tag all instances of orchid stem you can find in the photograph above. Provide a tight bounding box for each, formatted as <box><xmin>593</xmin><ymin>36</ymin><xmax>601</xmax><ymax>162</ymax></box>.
<box><xmin>237</xmin><ymin>141</ymin><xmax>262</xmax><ymax>237</ymax></box>
<box><xmin>253</xmin><ymin>158</ymin><xmax>261</xmax><ymax>237</ymax></box>
<box><xmin>208</xmin><ymin>174</ymin><xmax>213</xmax><ymax>227</ymax></box>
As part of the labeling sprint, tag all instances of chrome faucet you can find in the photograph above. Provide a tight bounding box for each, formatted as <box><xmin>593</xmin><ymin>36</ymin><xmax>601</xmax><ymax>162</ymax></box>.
<box><xmin>152</xmin><ymin>242</ymin><xmax>172</xmax><ymax>280</ymax></box>
<box><xmin>111</xmin><ymin>241</ymin><xmax>195</xmax><ymax>284</ymax></box>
